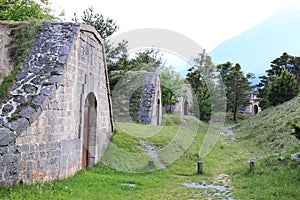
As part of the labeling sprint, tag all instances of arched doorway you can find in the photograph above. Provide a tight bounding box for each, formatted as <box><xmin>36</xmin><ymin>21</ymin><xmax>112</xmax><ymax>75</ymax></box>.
<box><xmin>82</xmin><ymin>93</ymin><xmax>97</xmax><ymax>169</ymax></box>
<box><xmin>184</xmin><ymin>101</ymin><xmax>188</xmax><ymax>115</ymax></box>
<box><xmin>254</xmin><ymin>105</ymin><xmax>258</xmax><ymax>115</ymax></box>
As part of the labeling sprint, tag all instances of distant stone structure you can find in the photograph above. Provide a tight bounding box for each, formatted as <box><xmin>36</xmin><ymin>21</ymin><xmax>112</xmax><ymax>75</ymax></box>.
<box><xmin>244</xmin><ymin>92</ymin><xmax>261</xmax><ymax>115</ymax></box>
<box><xmin>0</xmin><ymin>22</ymin><xmax>113</xmax><ymax>186</ymax></box>
<box><xmin>173</xmin><ymin>84</ymin><xmax>194</xmax><ymax>115</ymax></box>
<box><xmin>111</xmin><ymin>71</ymin><xmax>162</xmax><ymax>125</ymax></box>
<box><xmin>138</xmin><ymin>72</ymin><xmax>162</xmax><ymax>125</ymax></box>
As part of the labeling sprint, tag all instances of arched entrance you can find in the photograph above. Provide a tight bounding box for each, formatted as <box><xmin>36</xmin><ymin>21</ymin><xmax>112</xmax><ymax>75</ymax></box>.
<box><xmin>82</xmin><ymin>93</ymin><xmax>97</xmax><ymax>169</ymax></box>
<box><xmin>184</xmin><ymin>101</ymin><xmax>188</xmax><ymax>115</ymax></box>
<box><xmin>157</xmin><ymin>98</ymin><xmax>160</xmax><ymax>125</ymax></box>
<box><xmin>254</xmin><ymin>105</ymin><xmax>258</xmax><ymax>115</ymax></box>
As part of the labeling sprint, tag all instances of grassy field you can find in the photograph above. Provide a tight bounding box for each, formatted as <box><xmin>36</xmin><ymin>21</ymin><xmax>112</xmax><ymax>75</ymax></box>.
<box><xmin>1</xmin><ymin>110</ymin><xmax>300</xmax><ymax>199</ymax></box>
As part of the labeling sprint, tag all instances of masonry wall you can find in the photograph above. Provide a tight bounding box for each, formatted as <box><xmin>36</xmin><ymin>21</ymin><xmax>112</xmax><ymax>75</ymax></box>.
<box><xmin>0</xmin><ymin>23</ymin><xmax>113</xmax><ymax>186</ymax></box>
<box><xmin>244</xmin><ymin>93</ymin><xmax>261</xmax><ymax>115</ymax></box>
<box><xmin>138</xmin><ymin>72</ymin><xmax>162</xmax><ymax>125</ymax></box>
<box><xmin>173</xmin><ymin>84</ymin><xmax>194</xmax><ymax>115</ymax></box>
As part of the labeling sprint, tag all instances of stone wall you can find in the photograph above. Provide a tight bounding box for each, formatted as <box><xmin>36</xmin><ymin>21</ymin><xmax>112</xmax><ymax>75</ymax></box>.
<box><xmin>173</xmin><ymin>84</ymin><xmax>194</xmax><ymax>115</ymax></box>
<box><xmin>138</xmin><ymin>72</ymin><xmax>162</xmax><ymax>125</ymax></box>
<box><xmin>0</xmin><ymin>22</ymin><xmax>113</xmax><ymax>186</ymax></box>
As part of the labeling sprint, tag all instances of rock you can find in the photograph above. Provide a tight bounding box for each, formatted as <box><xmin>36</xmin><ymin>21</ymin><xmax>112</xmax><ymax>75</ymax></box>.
<box><xmin>0</xmin><ymin>128</ymin><xmax>16</xmax><ymax>146</ymax></box>
<box><xmin>13</xmin><ymin>95</ymin><xmax>25</xmax><ymax>103</ymax></box>
<box><xmin>19</xmin><ymin>106</ymin><xmax>36</xmax><ymax>119</ymax></box>
<box><xmin>6</xmin><ymin>118</ymin><xmax>29</xmax><ymax>135</ymax></box>
<box><xmin>30</xmin><ymin>76</ymin><xmax>42</xmax><ymax>85</ymax></box>
<box><xmin>290</xmin><ymin>153</ymin><xmax>300</xmax><ymax>161</ymax></box>
<box><xmin>2</xmin><ymin>104</ymin><xmax>14</xmax><ymax>114</ymax></box>
<box><xmin>41</xmin><ymin>85</ymin><xmax>54</xmax><ymax>96</ymax></box>
<box><xmin>15</xmin><ymin>72</ymin><xmax>28</xmax><ymax>81</ymax></box>
<box><xmin>23</xmin><ymin>84</ymin><xmax>37</xmax><ymax>93</ymax></box>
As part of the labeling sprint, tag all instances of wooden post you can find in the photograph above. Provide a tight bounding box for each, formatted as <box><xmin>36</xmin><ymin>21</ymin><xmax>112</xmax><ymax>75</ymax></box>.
<box><xmin>197</xmin><ymin>161</ymin><xmax>203</xmax><ymax>174</ymax></box>
<box><xmin>148</xmin><ymin>160</ymin><xmax>154</xmax><ymax>168</ymax></box>
<box><xmin>249</xmin><ymin>161</ymin><xmax>254</xmax><ymax>172</ymax></box>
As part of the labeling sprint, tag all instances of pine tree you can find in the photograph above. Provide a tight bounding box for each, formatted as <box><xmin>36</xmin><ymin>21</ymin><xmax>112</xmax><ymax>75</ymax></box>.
<box><xmin>225</xmin><ymin>63</ymin><xmax>251</xmax><ymax>122</ymax></box>
<box><xmin>258</xmin><ymin>52</ymin><xmax>300</xmax><ymax>109</ymax></box>
<box><xmin>195</xmin><ymin>82</ymin><xmax>211</xmax><ymax>121</ymax></box>
<box><xmin>186</xmin><ymin>52</ymin><xmax>214</xmax><ymax>121</ymax></box>
<box><xmin>266</xmin><ymin>69</ymin><xmax>299</xmax><ymax>106</ymax></box>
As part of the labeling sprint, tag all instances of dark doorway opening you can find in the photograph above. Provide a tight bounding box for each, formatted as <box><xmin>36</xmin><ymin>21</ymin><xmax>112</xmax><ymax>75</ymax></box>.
<box><xmin>82</xmin><ymin>93</ymin><xmax>97</xmax><ymax>169</ymax></box>
<box><xmin>254</xmin><ymin>105</ymin><xmax>258</xmax><ymax>115</ymax></box>
<box><xmin>184</xmin><ymin>101</ymin><xmax>188</xmax><ymax>115</ymax></box>
<box><xmin>157</xmin><ymin>98</ymin><xmax>160</xmax><ymax>125</ymax></box>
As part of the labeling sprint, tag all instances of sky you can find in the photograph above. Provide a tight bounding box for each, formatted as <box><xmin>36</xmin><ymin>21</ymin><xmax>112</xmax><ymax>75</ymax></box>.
<box><xmin>50</xmin><ymin>0</ymin><xmax>300</xmax><ymax>73</ymax></box>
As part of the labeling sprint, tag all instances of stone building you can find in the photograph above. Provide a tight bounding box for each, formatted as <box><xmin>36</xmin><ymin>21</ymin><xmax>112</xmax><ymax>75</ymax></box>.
<box><xmin>138</xmin><ymin>72</ymin><xmax>163</xmax><ymax>125</ymax></box>
<box><xmin>111</xmin><ymin>71</ymin><xmax>162</xmax><ymax>126</ymax></box>
<box><xmin>244</xmin><ymin>92</ymin><xmax>261</xmax><ymax>115</ymax></box>
<box><xmin>173</xmin><ymin>84</ymin><xmax>194</xmax><ymax>115</ymax></box>
<box><xmin>0</xmin><ymin>22</ymin><xmax>113</xmax><ymax>186</ymax></box>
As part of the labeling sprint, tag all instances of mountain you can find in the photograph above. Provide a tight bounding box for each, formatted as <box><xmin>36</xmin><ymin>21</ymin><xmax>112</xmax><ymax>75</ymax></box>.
<box><xmin>210</xmin><ymin>8</ymin><xmax>300</xmax><ymax>82</ymax></box>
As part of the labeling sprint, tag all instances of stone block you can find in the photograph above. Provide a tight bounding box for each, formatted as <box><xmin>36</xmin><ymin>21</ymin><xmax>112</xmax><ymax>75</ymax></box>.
<box><xmin>0</xmin><ymin>128</ymin><xmax>16</xmax><ymax>146</ymax></box>
<box><xmin>6</xmin><ymin>118</ymin><xmax>29</xmax><ymax>136</ymax></box>
<box><xmin>19</xmin><ymin>106</ymin><xmax>36</xmax><ymax>122</ymax></box>
<box><xmin>16</xmin><ymin>144</ymin><xmax>29</xmax><ymax>153</ymax></box>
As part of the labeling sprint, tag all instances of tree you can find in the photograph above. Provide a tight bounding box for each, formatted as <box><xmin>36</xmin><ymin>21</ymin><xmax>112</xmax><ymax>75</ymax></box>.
<box><xmin>266</xmin><ymin>52</ymin><xmax>300</xmax><ymax>88</ymax></box>
<box><xmin>0</xmin><ymin>0</ymin><xmax>54</xmax><ymax>21</ymax></box>
<box><xmin>79</xmin><ymin>6</ymin><xmax>118</xmax><ymax>40</ymax></box>
<box><xmin>75</xmin><ymin>7</ymin><xmax>128</xmax><ymax>90</ymax></box>
<box><xmin>159</xmin><ymin>65</ymin><xmax>185</xmax><ymax>113</ymax></box>
<box><xmin>217</xmin><ymin>62</ymin><xmax>252</xmax><ymax>122</ymax></box>
<box><xmin>266</xmin><ymin>69</ymin><xmax>299</xmax><ymax>106</ymax></box>
<box><xmin>186</xmin><ymin>52</ymin><xmax>214</xmax><ymax>121</ymax></box>
<box><xmin>258</xmin><ymin>53</ymin><xmax>300</xmax><ymax>109</ymax></box>
<box><xmin>186</xmin><ymin>51</ymin><xmax>214</xmax><ymax>93</ymax></box>
<box><xmin>194</xmin><ymin>82</ymin><xmax>211</xmax><ymax>121</ymax></box>
<box><xmin>76</xmin><ymin>8</ymin><xmax>164</xmax><ymax>91</ymax></box>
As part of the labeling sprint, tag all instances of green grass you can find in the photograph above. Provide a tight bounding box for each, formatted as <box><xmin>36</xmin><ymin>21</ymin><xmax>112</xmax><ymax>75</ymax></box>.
<box><xmin>1</xmin><ymin>113</ymin><xmax>300</xmax><ymax>199</ymax></box>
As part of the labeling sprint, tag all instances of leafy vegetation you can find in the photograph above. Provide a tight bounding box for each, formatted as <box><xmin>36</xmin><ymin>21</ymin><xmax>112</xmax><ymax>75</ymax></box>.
<box><xmin>159</xmin><ymin>66</ymin><xmax>185</xmax><ymax>113</ymax></box>
<box><xmin>266</xmin><ymin>69</ymin><xmax>299</xmax><ymax>106</ymax></box>
<box><xmin>258</xmin><ymin>52</ymin><xmax>300</xmax><ymax>109</ymax></box>
<box><xmin>186</xmin><ymin>52</ymin><xmax>214</xmax><ymax>121</ymax></box>
<box><xmin>0</xmin><ymin>0</ymin><xmax>54</xmax><ymax>21</ymax></box>
<box><xmin>74</xmin><ymin>6</ymin><xmax>118</xmax><ymax>40</ymax></box>
<box><xmin>217</xmin><ymin>62</ymin><xmax>254</xmax><ymax>122</ymax></box>
<box><xmin>75</xmin><ymin>7</ymin><xmax>163</xmax><ymax>91</ymax></box>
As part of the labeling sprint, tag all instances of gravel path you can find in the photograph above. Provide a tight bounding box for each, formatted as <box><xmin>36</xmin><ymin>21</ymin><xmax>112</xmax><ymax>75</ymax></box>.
<box><xmin>139</xmin><ymin>140</ymin><xmax>168</xmax><ymax>169</ymax></box>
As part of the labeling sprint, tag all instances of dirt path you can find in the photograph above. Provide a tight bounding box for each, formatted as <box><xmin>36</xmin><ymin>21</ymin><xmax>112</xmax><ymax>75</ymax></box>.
<box><xmin>139</xmin><ymin>140</ymin><xmax>168</xmax><ymax>169</ymax></box>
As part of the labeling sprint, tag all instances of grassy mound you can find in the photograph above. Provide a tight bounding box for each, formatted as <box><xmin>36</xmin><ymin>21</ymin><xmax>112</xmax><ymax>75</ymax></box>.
<box><xmin>235</xmin><ymin>95</ymin><xmax>300</xmax><ymax>154</ymax></box>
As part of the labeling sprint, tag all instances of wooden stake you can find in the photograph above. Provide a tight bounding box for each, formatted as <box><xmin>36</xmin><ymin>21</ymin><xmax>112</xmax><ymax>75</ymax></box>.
<box><xmin>148</xmin><ymin>160</ymin><xmax>154</xmax><ymax>168</ymax></box>
<box><xmin>249</xmin><ymin>161</ymin><xmax>255</xmax><ymax>172</ymax></box>
<box><xmin>197</xmin><ymin>161</ymin><xmax>203</xmax><ymax>174</ymax></box>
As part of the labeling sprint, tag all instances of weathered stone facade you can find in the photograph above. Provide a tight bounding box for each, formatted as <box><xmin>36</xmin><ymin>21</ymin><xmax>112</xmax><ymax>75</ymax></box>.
<box><xmin>244</xmin><ymin>93</ymin><xmax>261</xmax><ymax>115</ymax></box>
<box><xmin>173</xmin><ymin>84</ymin><xmax>194</xmax><ymax>115</ymax></box>
<box><xmin>138</xmin><ymin>72</ymin><xmax>162</xmax><ymax>125</ymax></box>
<box><xmin>0</xmin><ymin>22</ymin><xmax>113</xmax><ymax>186</ymax></box>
